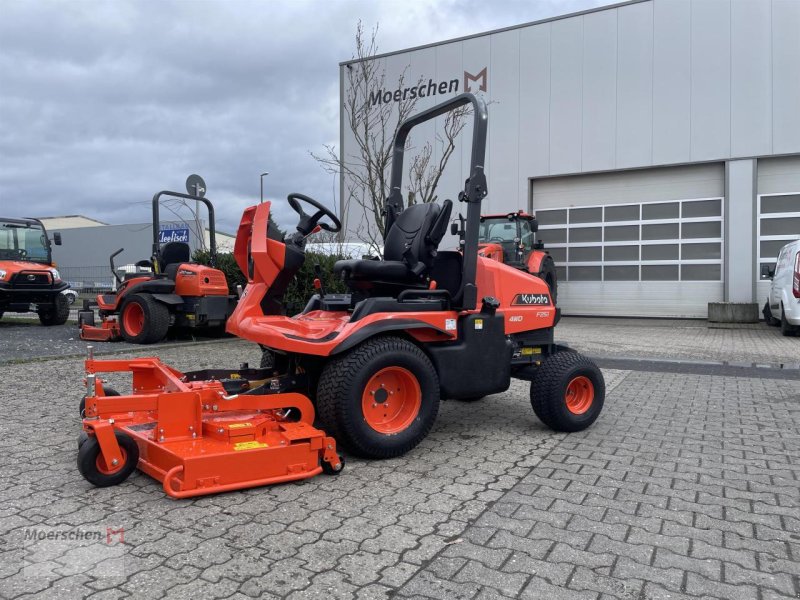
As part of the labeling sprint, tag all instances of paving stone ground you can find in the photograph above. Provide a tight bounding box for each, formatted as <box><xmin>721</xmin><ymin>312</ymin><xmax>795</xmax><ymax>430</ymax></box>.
<box><xmin>0</xmin><ymin>332</ymin><xmax>798</xmax><ymax>599</ymax></box>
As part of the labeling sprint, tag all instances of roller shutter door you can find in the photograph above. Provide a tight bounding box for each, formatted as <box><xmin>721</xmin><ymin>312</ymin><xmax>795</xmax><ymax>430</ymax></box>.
<box><xmin>532</xmin><ymin>164</ymin><xmax>725</xmax><ymax>318</ymax></box>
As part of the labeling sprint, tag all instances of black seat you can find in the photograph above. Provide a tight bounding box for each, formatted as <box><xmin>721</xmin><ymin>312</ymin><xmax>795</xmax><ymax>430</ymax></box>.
<box><xmin>334</xmin><ymin>200</ymin><xmax>452</xmax><ymax>289</ymax></box>
<box><xmin>159</xmin><ymin>242</ymin><xmax>191</xmax><ymax>279</ymax></box>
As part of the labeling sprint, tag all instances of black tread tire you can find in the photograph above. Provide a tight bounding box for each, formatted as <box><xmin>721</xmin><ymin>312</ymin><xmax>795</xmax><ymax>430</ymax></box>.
<box><xmin>456</xmin><ymin>396</ymin><xmax>485</xmax><ymax>403</ymax></box>
<box><xmin>80</xmin><ymin>386</ymin><xmax>120</xmax><ymax>417</ymax></box>
<box><xmin>38</xmin><ymin>293</ymin><xmax>70</xmax><ymax>326</ymax></box>
<box><xmin>530</xmin><ymin>351</ymin><xmax>605</xmax><ymax>433</ymax></box>
<box><xmin>539</xmin><ymin>255</ymin><xmax>558</xmax><ymax>305</ymax></box>
<box><xmin>77</xmin><ymin>430</ymin><xmax>139</xmax><ymax>487</ymax></box>
<box><xmin>316</xmin><ymin>336</ymin><xmax>440</xmax><ymax>459</ymax></box>
<box><xmin>260</xmin><ymin>349</ymin><xmax>275</xmax><ymax>370</ymax></box>
<box><xmin>763</xmin><ymin>301</ymin><xmax>779</xmax><ymax>326</ymax></box>
<box><xmin>780</xmin><ymin>304</ymin><xmax>799</xmax><ymax>337</ymax></box>
<box><xmin>321</xmin><ymin>455</ymin><xmax>345</xmax><ymax>475</ymax></box>
<box><xmin>120</xmin><ymin>293</ymin><xmax>170</xmax><ymax>344</ymax></box>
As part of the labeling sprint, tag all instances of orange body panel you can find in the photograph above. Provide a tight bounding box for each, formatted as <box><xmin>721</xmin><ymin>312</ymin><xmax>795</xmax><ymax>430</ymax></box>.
<box><xmin>477</xmin><ymin>243</ymin><xmax>504</xmax><ymax>262</ymax></box>
<box><xmin>173</xmin><ymin>264</ymin><xmax>229</xmax><ymax>297</ymax></box>
<box><xmin>0</xmin><ymin>260</ymin><xmax>56</xmax><ymax>279</ymax></box>
<box><xmin>526</xmin><ymin>249</ymin><xmax>548</xmax><ymax>274</ymax></box>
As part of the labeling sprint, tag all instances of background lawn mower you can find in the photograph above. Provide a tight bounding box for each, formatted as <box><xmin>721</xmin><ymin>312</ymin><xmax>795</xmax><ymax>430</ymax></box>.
<box><xmin>76</xmin><ymin>92</ymin><xmax>603</xmax><ymax>497</ymax></box>
<box><xmin>78</xmin><ymin>177</ymin><xmax>235</xmax><ymax>344</ymax></box>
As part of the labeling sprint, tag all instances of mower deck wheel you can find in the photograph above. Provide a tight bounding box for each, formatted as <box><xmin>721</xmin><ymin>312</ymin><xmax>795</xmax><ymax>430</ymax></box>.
<box><xmin>316</xmin><ymin>336</ymin><xmax>440</xmax><ymax>459</ymax></box>
<box><xmin>530</xmin><ymin>351</ymin><xmax>604</xmax><ymax>432</ymax></box>
<box><xmin>321</xmin><ymin>455</ymin><xmax>345</xmax><ymax>475</ymax></box>
<box><xmin>120</xmin><ymin>293</ymin><xmax>170</xmax><ymax>344</ymax></box>
<box><xmin>77</xmin><ymin>430</ymin><xmax>139</xmax><ymax>487</ymax></box>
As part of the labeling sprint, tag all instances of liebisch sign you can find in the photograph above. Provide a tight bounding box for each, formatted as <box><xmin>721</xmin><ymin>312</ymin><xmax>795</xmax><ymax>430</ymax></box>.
<box><xmin>369</xmin><ymin>67</ymin><xmax>488</xmax><ymax>106</ymax></box>
<box><xmin>158</xmin><ymin>227</ymin><xmax>190</xmax><ymax>244</ymax></box>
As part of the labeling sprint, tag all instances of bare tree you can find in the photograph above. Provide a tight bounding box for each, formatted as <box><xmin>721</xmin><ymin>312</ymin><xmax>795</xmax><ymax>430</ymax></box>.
<box><xmin>312</xmin><ymin>22</ymin><xmax>467</xmax><ymax>254</ymax></box>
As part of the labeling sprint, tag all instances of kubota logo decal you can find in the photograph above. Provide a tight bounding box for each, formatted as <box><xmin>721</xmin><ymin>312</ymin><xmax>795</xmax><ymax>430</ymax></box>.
<box><xmin>512</xmin><ymin>293</ymin><xmax>550</xmax><ymax>306</ymax></box>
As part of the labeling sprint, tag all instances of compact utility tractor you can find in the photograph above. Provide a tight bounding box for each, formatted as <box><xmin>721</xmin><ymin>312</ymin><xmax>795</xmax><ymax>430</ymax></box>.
<box><xmin>0</xmin><ymin>217</ymin><xmax>70</xmax><ymax>325</ymax></box>
<box><xmin>78</xmin><ymin>179</ymin><xmax>234</xmax><ymax>344</ymax></box>
<box><xmin>452</xmin><ymin>210</ymin><xmax>558</xmax><ymax>303</ymax></box>
<box><xmin>76</xmin><ymin>93</ymin><xmax>603</xmax><ymax>497</ymax></box>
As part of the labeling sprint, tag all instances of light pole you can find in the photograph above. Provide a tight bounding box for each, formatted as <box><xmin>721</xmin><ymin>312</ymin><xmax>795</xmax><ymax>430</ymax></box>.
<box><xmin>260</xmin><ymin>172</ymin><xmax>269</xmax><ymax>204</ymax></box>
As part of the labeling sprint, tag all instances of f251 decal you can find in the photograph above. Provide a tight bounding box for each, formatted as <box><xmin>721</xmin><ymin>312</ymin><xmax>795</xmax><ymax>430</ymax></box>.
<box><xmin>512</xmin><ymin>293</ymin><xmax>550</xmax><ymax>306</ymax></box>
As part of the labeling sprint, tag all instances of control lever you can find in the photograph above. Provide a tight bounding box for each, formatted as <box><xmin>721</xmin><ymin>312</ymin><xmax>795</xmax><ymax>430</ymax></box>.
<box><xmin>313</xmin><ymin>263</ymin><xmax>326</xmax><ymax>298</ymax></box>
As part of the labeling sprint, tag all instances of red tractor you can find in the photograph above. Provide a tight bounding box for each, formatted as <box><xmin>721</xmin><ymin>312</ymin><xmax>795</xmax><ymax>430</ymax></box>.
<box><xmin>452</xmin><ymin>210</ymin><xmax>557</xmax><ymax>303</ymax></box>
<box><xmin>78</xmin><ymin>180</ymin><xmax>234</xmax><ymax>343</ymax></box>
<box><xmin>75</xmin><ymin>93</ymin><xmax>604</xmax><ymax>497</ymax></box>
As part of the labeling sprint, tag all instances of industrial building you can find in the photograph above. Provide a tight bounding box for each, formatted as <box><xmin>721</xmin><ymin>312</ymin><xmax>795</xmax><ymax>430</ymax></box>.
<box><xmin>339</xmin><ymin>0</ymin><xmax>800</xmax><ymax>318</ymax></box>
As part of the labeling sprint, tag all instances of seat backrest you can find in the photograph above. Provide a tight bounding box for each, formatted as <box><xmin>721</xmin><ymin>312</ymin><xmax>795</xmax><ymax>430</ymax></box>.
<box><xmin>384</xmin><ymin>200</ymin><xmax>453</xmax><ymax>271</ymax></box>
<box><xmin>159</xmin><ymin>242</ymin><xmax>191</xmax><ymax>270</ymax></box>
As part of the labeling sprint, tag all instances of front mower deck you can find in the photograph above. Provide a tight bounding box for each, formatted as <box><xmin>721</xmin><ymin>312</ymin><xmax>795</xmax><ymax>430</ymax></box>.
<box><xmin>78</xmin><ymin>348</ymin><xmax>342</xmax><ymax>498</ymax></box>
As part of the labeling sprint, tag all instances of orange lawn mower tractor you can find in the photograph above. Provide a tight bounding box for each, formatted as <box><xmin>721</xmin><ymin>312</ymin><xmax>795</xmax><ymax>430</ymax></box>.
<box><xmin>452</xmin><ymin>210</ymin><xmax>558</xmax><ymax>304</ymax></box>
<box><xmin>75</xmin><ymin>92</ymin><xmax>602</xmax><ymax>497</ymax></box>
<box><xmin>78</xmin><ymin>178</ymin><xmax>235</xmax><ymax>344</ymax></box>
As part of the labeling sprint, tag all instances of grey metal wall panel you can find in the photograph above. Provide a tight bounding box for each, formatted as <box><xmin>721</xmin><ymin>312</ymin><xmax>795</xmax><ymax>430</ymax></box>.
<box><xmin>757</xmin><ymin>156</ymin><xmax>800</xmax><ymax>195</ymax></box>
<box><xmin>616</xmin><ymin>1</ymin><xmax>654</xmax><ymax>168</ymax></box>
<box><xmin>488</xmin><ymin>30</ymin><xmax>521</xmax><ymax>214</ymax></box>
<box><xmin>652</xmin><ymin>0</ymin><xmax>691</xmax><ymax>165</ymax></box>
<box><xmin>461</xmin><ymin>35</ymin><xmax>491</xmax><ymax>191</ymax></box>
<box><xmin>549</xmin><ymin>17</ymin><xmax>583</xmax><ymax>174</ymax></box>
<box><xmin>518</xmin><ymin>23</ymin><xmax>551</xmax><ymax>186</ymax></box>
<box><xmin>724</xmin><ymin>159</ymin><xmax>756</xmax><ymax>302</ymax></box>
<box><xmin>731</xmin><ymin>0</ymin><xmax>772</xmax><ymax>157</ymax></box>
<box><xmin>772</xmin><ymin>0</ymin><xmax>800</xmax><ymax>155</ymax></box>
<box><xmin>581</xmin><ymin>9</ymin><xmax>617</xmax><ymax>172</ymax></box>
<box><xmin>690</xmin><ymin>0</ymin><xmax>731</xmax><ymax>161</ymax></box>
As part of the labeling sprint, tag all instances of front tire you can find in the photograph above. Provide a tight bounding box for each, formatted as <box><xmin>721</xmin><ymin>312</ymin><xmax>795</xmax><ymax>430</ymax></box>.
<box><xmin>763</xmin><ymin>301</ymin><xmax>779</xmax><ymax>326</ymax></box>
<box><xmin>120</xmin><ymin>293</ymin><xmax>170</xmax><ymax>344</ymax></box>
<box><xmin>316</xmin><ymin>336</ymin><xmax>440</xmax><ymax>459</ymax></box>
<box><xmin>530</xmin><ymin>351</ymin><xmax>605</xmax><ymax>432</ymax></box>
<box><xmin>38</xmin><ymin>293</ymin><xmax>70</xmax><ymax>326</ymax></box>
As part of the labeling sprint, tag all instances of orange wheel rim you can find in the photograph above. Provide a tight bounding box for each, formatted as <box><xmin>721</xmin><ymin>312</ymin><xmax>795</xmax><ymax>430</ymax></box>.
<box><xmin>565</xmin><ymin>376</ymin><xmax>594</xmax><ymax>415</ymax></box>
<box><xmin>95</xmin><ymin>447</ymin><xmax>127</xmax><ymax>475</ymax></box>
<box><xmin>123</xmin><ymin>302</ymin><xmax>144</xmax><ymax>335</ymax></box>
<box><xmin>361</xmin><ymin>367</ymin><xmax>422</xmax><ymax>434</ymax></box>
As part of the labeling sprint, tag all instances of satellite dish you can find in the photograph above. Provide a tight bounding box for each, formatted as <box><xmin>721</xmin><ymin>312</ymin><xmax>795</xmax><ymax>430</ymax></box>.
<box><xmin>186</xmin><ymin>174</ymin><xmax>206</xmax><ymax>198</ymax></box>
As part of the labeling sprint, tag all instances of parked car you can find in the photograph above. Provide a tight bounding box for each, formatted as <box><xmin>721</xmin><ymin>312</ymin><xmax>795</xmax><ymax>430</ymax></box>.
<box><xmin>762</xmin><ymin>239</ymin><xmax>800</xmax><ymax>336</ymax></box>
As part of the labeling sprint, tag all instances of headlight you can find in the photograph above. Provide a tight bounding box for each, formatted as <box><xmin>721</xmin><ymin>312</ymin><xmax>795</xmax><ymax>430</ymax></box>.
<box><xmin>0</xmin><ymin>269</ymin><xmax>6</xmax><ymax>280</ymax></box>
<box><xmin>50</xmin><ymin>268</ymin><xmax>61</xmax><ymax>281</ymax></box>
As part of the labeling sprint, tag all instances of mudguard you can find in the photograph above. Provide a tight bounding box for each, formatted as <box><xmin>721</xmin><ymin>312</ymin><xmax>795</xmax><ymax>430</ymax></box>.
<box><xmin>150</xmin><ymin>293</ymin><xmax>184</xmax><ymax>306</ymax></box>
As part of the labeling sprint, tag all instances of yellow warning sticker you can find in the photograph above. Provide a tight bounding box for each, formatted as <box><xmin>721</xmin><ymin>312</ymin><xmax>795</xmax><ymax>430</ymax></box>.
<box><xmin>474</xmin><ymin>319</ymin><xmax>483</xmax><ymax>330</ymax></box>
<box><xmin>233</xmin><ymin>441</ymin><xmax>268</xmax><ymax>451</ymax></box>
<box><xmin>228</xmin><ymin>422</ymin><xmax>252</xmax><ymax>429</ymax></box>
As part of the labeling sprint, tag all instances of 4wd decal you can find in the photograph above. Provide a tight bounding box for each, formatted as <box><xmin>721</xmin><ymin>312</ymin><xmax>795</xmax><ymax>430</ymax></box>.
<box><xmin>512</xmin><ymin>293</ymin><xmax>550</xmax><ymax>306</ymax></box>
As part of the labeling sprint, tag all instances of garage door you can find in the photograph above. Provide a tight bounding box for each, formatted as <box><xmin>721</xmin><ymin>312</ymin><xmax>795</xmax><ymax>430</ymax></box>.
<box><xmin>756</xmin><ymin>156</ymin><xmax>800</xmax><ymax>306</ymax></box>
<box><xmin>532</xmin><ymin>164</ymin><xmax>725</xmax><ymax>318</ymax></box>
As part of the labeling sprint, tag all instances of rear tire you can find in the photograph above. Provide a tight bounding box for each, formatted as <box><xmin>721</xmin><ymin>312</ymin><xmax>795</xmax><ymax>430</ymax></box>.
<box><xmin>763</xmin><ymin>301</ymin><xmax>779</xmax><ymax>326</ymax></box>
<box><xmin>781</xmin><ymin>304</ymin><xmax>799</xmax><ymax>337</ymax></box>
<box><xmin>530</xmin><ymin>351</ymin><xmax>605</xmax><ymax>432</ymax></box>
<box><xmin>77</xmin><ymin>431</ymin><xmax>139</xmax><ymax>487</ymax></box>
<box><xmin>456</xmin><ymin>396</ymin><xmax>485</xmax><ymax>402</ymax></box>
<box><xmin>316</xmin><ymin>336</ymin><xmax>440</xmax><ymax>459</ymax></box>
<box><xmin>38</xmin><ymin>293</ymin><xmax>70</xmax><ymax>326</ymax></box>
<box><xmin>120</xmin><ymin>294</ymin><xmax>170</xmax><ymax>344</ymax></box>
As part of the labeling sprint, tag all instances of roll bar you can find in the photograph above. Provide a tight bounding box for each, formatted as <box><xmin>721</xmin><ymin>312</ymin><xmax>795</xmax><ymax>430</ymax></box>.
<box><xmin>151</xmin><ymin>191</ymin><xmax>217</xmax><ymax>270</ymax></box>
<box><xmin>384</xmin><ymin>92</ymin><xmax>488</xmax><ymax>311</ymax></box>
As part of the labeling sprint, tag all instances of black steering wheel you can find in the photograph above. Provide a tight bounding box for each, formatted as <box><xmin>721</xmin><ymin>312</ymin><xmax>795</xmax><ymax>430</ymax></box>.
<box><xmin>287</xmin><ymin>193</ymin><xmax>342</xmax><ymax>236</ymax></box>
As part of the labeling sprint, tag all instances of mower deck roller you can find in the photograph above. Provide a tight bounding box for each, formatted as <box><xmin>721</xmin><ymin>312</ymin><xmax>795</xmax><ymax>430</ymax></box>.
<box><xmin>78</xmin><ymin>347</ymin><xmax>342</xmax><ymax>498</ymax></box>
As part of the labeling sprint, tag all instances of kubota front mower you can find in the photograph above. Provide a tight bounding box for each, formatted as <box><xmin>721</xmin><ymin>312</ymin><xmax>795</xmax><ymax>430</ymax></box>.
<box><xmin>78</xmin><ymin>179</ymin><xmax>234</xmax><ymax>344</ymax></box>
<box><xmin>76</xmin><ymin>92</ymin><xmax>603</xmax><ymax>497</ymax></box>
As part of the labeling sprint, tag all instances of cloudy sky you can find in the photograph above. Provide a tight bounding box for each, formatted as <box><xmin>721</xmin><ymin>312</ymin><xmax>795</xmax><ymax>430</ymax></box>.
<box><xmin>1</xmin><ymin>0</ymin><xmax>607</xmax><ymax>233</ymax></box>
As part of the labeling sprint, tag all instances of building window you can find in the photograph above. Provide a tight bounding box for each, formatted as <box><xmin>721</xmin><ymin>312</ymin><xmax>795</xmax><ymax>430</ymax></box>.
<box><xmin>757</xmin><ymin>193</ymin><xmax>800</xmax><ymax>279</ymax></box>
<box><xmin>536</xmin><ymin>197</ymin><xmax>724</xmax><ymax>282</ymax></box>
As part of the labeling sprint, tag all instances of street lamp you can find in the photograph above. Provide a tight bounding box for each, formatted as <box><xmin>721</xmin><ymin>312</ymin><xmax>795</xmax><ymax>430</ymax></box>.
<box><xmin>260</xmin><ymin>172</ymin><xmax>269</xmax><ymax>204</ymax></box>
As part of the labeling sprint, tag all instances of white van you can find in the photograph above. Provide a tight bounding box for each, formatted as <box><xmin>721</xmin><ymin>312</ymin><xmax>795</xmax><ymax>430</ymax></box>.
<box><xmin>762</xmin><ymin>239</ymin><xmax>800</xmax><ymax>336</ymax></box>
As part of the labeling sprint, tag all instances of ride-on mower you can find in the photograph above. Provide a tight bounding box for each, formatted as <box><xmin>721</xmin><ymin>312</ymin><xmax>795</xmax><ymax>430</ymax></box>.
<box><xmin>78</xmin><ymin>178</ymin><xmax>234</xmax><ymax>344</ymax></box>
<box><xmin>77</xmin><ymin>92</ymin><xmax>603</xmax><ymax>497</ymax></box>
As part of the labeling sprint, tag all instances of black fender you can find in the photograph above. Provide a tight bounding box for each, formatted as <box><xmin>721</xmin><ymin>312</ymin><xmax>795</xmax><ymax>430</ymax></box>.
<box><xmin>125</xmin><ymin>279</ymin><xmax>176</xmax><ymax>296</ymax></box>
<box><xmin>150</xmin><ymin>293</ymin><xmax>184</xmax><ymax>307</ymax></box>
<box><xmin>330</xmin><ymin>318</ymin><xmax>447</xmax><ymax>356</ymax></box>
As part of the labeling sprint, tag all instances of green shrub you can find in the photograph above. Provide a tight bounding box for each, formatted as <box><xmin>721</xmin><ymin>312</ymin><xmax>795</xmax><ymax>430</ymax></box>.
<box><xmin>193</xmin><ymin>248</ymin><xmax>347</xmax><ymax>313</ymax></box>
